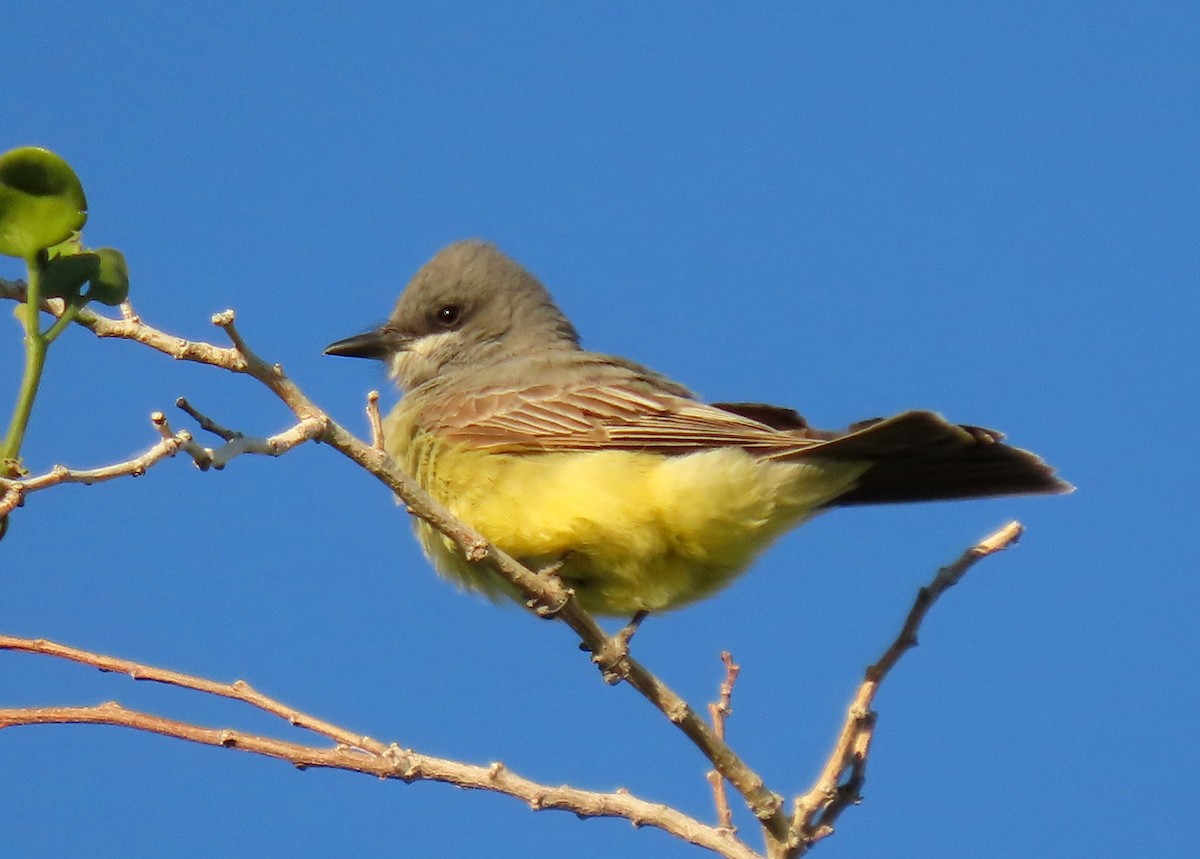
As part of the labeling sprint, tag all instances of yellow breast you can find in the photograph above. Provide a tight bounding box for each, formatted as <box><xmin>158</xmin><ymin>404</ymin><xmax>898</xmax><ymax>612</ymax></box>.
<box><xmin>386</xmin><ymin>411</ymin><xmax>867</xmax><ymax>615</ymax></box>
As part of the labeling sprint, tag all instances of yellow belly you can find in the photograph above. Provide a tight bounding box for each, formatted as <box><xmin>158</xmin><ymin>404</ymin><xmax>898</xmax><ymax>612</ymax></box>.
<box><xmin>389</xmin><ymin>425</ymin><xmax>867</xmax><ymax>615</ymax></box>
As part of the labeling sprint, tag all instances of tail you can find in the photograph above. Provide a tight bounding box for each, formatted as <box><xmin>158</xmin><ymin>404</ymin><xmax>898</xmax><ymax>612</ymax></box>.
<box><xmin>794</xmin><ymin>410</ymin><xmax>1072</xmax><ymax>505</ymax></box>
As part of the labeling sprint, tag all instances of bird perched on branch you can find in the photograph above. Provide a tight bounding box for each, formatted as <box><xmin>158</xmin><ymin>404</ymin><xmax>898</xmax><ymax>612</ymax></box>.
<box><xmin>327</xmin><ymin>241</ymin><xmax>1069</xmax><ymax>615</ymax></box>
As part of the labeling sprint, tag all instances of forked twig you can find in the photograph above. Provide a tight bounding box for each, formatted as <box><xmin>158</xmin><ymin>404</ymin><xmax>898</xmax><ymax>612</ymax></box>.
<box><xmin>0</xmin><ymin>634</ymin><xmax>758</xmax><ymax>859</ymax></box>
<box><xmin>708</xmin><ymin>651</ymin><xmax>742</xmax><ymax>833</ymax></box>
<box><xmin>789</xmin><ymin>521</ymin><xmax>1025</xmax><ymax>851</ymax></box>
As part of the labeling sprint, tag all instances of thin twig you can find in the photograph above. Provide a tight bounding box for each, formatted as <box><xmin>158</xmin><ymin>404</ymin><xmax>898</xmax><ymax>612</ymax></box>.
<box><xmin>707</xmin><ymin>651</ymin><xmax>741</xmax><ymax>833</ymax></box>
<box><xmin>0</xmin><ymin>404</ymin><xmax>325</xmax><ymax>508</ymax></box>
<box><xmin>0</xmin><ymin>635</ymin><xmax>355</xmax><ymax>744</ymax></box>
<box><xmin>0</xmin><ymin>635</ymin><xmax>760</xmax><ymax>859</ymax></box>
<box><xmin>367</xmin><ymin>390</ymin><xmax>385</xmax><ymax>451</ymax></box>
<box><xmin>789</xmin><ymin>521</ymin><xmax>1025</xmax><ymax>851</ymax></box>
<box><xmin>176</xmin><ymin>397</ymin><xmax>242</xmax><ymax>441</ymax></box>
<box><xmin>0</xmin><ymin>413</ymin><xmax>192</xmax><ymax>515</ymax></box>
<box><xmin>168</xmin><ymin>409</ymin><xmax>325</xmax><ymax>471</ymax></box>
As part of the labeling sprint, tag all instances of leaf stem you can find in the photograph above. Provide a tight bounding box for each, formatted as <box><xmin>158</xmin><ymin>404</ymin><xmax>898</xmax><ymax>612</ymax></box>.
<box><xmin>2</xmin><ymin>257</ymin><xmax>49</xmax><ymax>475</ymax></box>
<box><xmin>43</xmin><ymin>299</ymin><xmax>81</xmax><ymax>345</ymax></box>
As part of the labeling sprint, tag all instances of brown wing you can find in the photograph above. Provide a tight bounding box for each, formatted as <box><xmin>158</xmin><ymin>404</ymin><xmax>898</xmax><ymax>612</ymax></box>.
<box><xmin>413</xmin><ymin>381</ymin><xmax>822</xmax><ymax>455</ymax></box>
<box><xmin>413</xmin><ymin>383</ymin><xmax>1071</xmax><ymax>501</ymax></box>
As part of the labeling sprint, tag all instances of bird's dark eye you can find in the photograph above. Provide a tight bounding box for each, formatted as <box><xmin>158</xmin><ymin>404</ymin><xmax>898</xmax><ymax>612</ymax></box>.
<box><xmin>434</xmin><ymin>305</ymin><xmax>462</xmax><ymax>328</ymax></box>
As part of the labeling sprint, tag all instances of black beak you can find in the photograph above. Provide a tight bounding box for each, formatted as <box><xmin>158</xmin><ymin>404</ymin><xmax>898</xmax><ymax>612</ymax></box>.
<box><xmin>324</xmin><ymin>327</ymin><xmax>395</xmax><ymax>360</ymax></box>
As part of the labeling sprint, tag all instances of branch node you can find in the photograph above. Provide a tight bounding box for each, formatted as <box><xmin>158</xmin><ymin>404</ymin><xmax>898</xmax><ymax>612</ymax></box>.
<box><xmin>382</xmin><ymin>743</ymin><xmax>417</xmax><ymax>780</ymax></box>
<box><xmin>749</xmin><ymin>791</ymin><xmax>785</xmax><ymax>821</ymax></box>
<box><xmin>529</xmin><ymin>591</ymin><xmax>572</xmax><ymax>618</ymax></box>
<box><xmin>583</xmin><ymin>612</ymin><xmax>647</xmax><ymax>684</ymax></box>
<box><xmin>662</xmin><ymin>700</ymin><xmax>690</xmax><ymax>725</ymax></box>
<box><xmin>463</xmin><ymin>538</ymin><xmax>489</xmax><ymax>563</ymax></box>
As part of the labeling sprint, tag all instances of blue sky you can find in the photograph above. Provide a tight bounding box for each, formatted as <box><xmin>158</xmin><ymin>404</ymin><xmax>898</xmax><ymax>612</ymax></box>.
<box><xmin>2</xmin><ymin>3</ymin><xmax>1196</xmax><ymax>857</ymax></box>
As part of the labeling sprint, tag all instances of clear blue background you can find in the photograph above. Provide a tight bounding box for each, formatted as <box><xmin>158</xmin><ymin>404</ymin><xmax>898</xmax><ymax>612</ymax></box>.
<box><xmin>3</xmin><ymin>3</ymin><xmax>1196</xmax><ymax>857</ymax></box>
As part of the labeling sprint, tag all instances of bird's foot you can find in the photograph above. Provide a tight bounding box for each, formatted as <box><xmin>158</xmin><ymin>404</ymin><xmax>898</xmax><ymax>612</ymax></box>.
<box><xmin>590</xmin><ymin>610</ymin><xmax>649</xmax><ymax>684</ymax></box>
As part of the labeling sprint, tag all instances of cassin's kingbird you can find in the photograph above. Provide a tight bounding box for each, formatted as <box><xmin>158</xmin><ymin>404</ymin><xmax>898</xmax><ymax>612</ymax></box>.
<box><xmin>327</xmin><ymin>241</ymin><xmax>1069</xmax><ymax>615</ymax></box>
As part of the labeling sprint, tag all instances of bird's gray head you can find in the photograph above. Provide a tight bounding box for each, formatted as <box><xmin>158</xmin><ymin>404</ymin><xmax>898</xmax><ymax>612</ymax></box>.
<box><xmin>325</xmin><ymin>240</ymin><xmax>580</xmax><ymax>390</ymax></box>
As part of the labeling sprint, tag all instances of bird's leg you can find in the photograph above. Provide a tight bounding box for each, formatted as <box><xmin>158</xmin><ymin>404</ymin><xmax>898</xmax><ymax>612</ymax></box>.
<box><xmin>589</xmin><ymin>610</ymin><xmax>649</xmax><ymax>685</ymax></box>
<box><xmin>616</xmin><ymin>610</ymin><xmax>649</xmax><ymax>648</ymax></box>
<box><xmin>536</xmin><ymin>551</ymin><xmax>572</xmax><ymax>579</ymax></box>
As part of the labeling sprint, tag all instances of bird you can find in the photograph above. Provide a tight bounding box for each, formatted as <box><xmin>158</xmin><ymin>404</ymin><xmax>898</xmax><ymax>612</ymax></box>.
<box><xmin>326</xmin><ymin>240</ymin><xmax>1070</xmax><ymax>616</ymax></box>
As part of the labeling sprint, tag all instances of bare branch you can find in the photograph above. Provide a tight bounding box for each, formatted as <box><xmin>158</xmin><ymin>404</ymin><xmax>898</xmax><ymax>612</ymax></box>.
<box><xmin>169</xmin><ymin>410</ymin><xmax>326</xmax><ymax>471</ymax></box>
<box><xmin>176</xmin><ymin>396</ymin><xmax>242</xmax><ymax>441</ymax></box>
<box><xmin>0</xmin><ymin>635</ymin><xmax>760</xmax><ymax>859</ymax></box>
<box><xmin>707</xmin><ymin>651</ymin><xmax>741</xmax><ymax>834</ymax></box>
<box><xmin>77</xmin><ymin>303</ymin><xmax>249</xmax><ymax>369</ymax></box>
<box><xmin>0</xmin><ymin>634</ymin><xmax>357</xmax><ymax>743</ymax></box>
<box><xmin>789</xmin><ymin>521</ymin><xmax>1025</xmax><ymax>851</ymax></box>
<box><xmin>0</xmin><ymin>413</ymin><xmax>191</xmax><ymax>515</ymax></box>
<box><xmin>0</xmin><ymin>404</ymin><xmax>325</xmax><ymax>510</ymax></box>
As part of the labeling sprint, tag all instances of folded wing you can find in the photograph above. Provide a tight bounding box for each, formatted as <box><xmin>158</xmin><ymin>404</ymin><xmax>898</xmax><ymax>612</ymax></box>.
<box><xmin>414</xmin><ymin>378</ymin><xmax>1071</xmax><ymax>503</ymax></box>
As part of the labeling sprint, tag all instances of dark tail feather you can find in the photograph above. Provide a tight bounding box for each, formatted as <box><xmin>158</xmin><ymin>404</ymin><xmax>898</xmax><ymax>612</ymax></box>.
<box><xmin>793</xmin><ymin>410</ymin><xmax>1072</xmax><ymax>505</ymax></box>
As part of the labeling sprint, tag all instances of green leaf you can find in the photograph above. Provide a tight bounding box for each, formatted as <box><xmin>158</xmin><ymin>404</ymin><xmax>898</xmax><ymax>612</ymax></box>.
<box><xmin>85</xmin><ymin>247</ymin><xmax>129</xmax><ymax>306</ymax></box>
<box><xmin>0</xmin><ymin>147</ymin><xmax>88</xmax><ymax>259</ymax></box>
<box><xmin>40</xmin><ymin>252</ymin><xmax>100</xmax><ymax>300</ymax></box>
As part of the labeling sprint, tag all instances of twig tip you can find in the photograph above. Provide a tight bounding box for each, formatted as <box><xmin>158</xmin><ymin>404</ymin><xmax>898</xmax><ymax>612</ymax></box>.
<box><xmin>978</xmin><ymin>521</ymin><xmax>1024</xmax><ymax>555</ymax></box>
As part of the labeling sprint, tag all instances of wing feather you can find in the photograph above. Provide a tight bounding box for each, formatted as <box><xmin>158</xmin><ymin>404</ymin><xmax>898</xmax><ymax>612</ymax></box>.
<box><xmin>407</xmin><ymin>377</ymin><xmax>1071</xmax><ymax>498</ymax></box>
<box><xmin>415</xmin><ymin>381</ymin><xmax>820</xmax><ymax>455</ymax></box>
